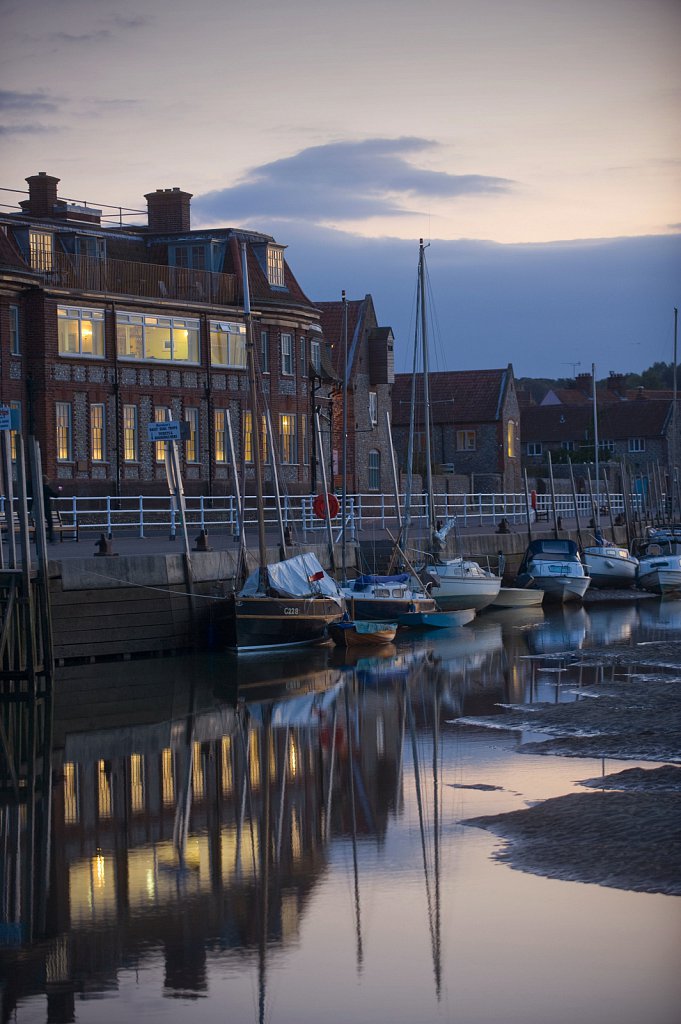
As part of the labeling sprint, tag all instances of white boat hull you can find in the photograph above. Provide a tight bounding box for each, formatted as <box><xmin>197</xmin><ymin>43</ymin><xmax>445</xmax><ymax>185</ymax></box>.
<box><xmin>532</xmin><ymin>574</ymin><xmax>591</xmax><ymax>603</ymax></box>
<box><xmin>489</xmin><ymin>587</ymin><xmax>544</xmax><ymax>609</ymax></box>
<box><xmin>637</xmin><ymin>566</ymin><xmax>681</xmax><ymax>596</ymax></box>
<box><xmin>423</xmin><ymin>561</ymin><xmax>501</xmax><ymax>611</ymax></box>
<box><xmin>583</xmin><ymin>546</ymin><xmax>638</xmax><ymax>588</ymax></box>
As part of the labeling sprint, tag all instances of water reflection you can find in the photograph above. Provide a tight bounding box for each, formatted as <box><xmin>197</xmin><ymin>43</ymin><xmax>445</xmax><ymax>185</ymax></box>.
<box><xmin>0</xmin><ymin>601</ymin><xmax>678</xmax><ymax>1024</ymax></box>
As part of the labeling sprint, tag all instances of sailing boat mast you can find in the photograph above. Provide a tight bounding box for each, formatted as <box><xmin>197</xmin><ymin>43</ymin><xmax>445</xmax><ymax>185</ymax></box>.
<box><xmin>341</xmin><ymin>291</ymin><xmax>349</xmax><ymax>580</ymax></box>
<box><xmin>592</xmin><ymin>362</ymin><xmax>601</xmax><ymax>537</ymax></box>
<box><xmin>418</xmin><ymin>240</ymin><xmax>436</xmax><ymax>540</ymax></box>
<box><xmin>241</xmin><ymin>242</ymin><xmax>268</xmax><ymax>583</ymax></box>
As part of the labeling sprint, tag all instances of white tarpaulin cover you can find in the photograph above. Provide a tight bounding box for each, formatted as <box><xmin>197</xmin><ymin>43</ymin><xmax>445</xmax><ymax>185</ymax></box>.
<box><xmin>240</xmin><ymin>552</ymin><xmax>344</xmax><ymax>607</ymax></box>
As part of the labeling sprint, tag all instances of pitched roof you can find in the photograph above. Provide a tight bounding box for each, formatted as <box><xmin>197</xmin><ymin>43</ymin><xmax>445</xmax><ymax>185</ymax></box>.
<box><xmin>391</xmin><ymin>368</ymin><xmax>510</xmax><ymax>426</ymax></box>
<box><xmin>316</xmin><ymin>298</ymin><xmax>367</xmax><ymax>375</ymax></box>
<box><xmin>522</xmin><ymin>398</ymin><xmax>671</xmax><ymax>442</ymax></box>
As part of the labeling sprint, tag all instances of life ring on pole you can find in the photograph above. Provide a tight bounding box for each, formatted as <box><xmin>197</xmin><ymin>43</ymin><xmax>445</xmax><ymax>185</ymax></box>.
<box><xmin>531</xmin><ymin>490</ymin><xmax>537</xmax><ymax>510</ymax></box>
<box><xmin>313</xmin><ymin>492</ymin><xmax>340</xmax><ymax>519</ymax></box>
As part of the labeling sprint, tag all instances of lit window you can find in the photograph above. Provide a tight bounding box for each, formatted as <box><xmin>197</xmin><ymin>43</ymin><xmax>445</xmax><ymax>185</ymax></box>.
<box><xmin>266</xmin><ymin>246</ymin><xmax>285</xmax><ymax>286</ymax></box>
<box><xmin>90</xmin><ymin>403</ymin><xmax>105</xmax><ymax>462</ymax></box>
<box><xmin>628</xmin><ymin>437</ymin><xmax>645</xmax><ymax>453</ymax></box>
<box><xmin>506</xmin><ymin>420</ymin><xmax>516</xmax><ymax>458</ymax></box>
<box><xmin>9</xmin><ymin>306</ymin><xmax>20</xmax><ymax>355</ymax></box>
<box><xmin>9</xmin><ymin>402</ymin><xmax>20</xmax><ymax>462</ymax></box>
<box><xmin>209</xmin><ymin>321</ymin><xmax>246</xmax><ymax>368</ymax></box>
<box><xmin>185</xmin><ymin>407</ymin><xmax>199</xmax><ymax>463</ymax></box>
<box><xmin>243</xmin><ymin>411</ymin><xmax>267</xmax><ymax>463</ymax></box>
<box><xmin>29</xmin><ymin>230</ymin><xmax>53</xmax><ymax>271</ymax></box>
<box><xmin>154</xmin><ymin>407</ymin><xmax>170</xmax><ymax>463</ymax></box>
<box><xmin>116</xmin><ymin>311</ymin><xmax>199</xmax><ymax>363</ymax></box>
<box><xmin>527</xmin><ymin>441</ymin><xmax>542</xmax><ymax>456</ymax></box>
<box><xmin>281</xmin><ymin>333</ymin><xmax>293</xmax><ymax>375</ymax></box>
<box><xmin>214</xmin><ymin>409</ymin><xmax>227</xmax><ymax>463</ymax></box>
<box><xmin>369</xmin><ymin>392</ymin><xmax>378</xmax><ymax>426</ymax></box>
<box><xmin>368</xmin><ymin>449</ymin><xmax>380</xmax><ymax>490</ymax></box>
<box><xmin>58</xmin><ymin>306</ymin><xmax>105</xmax><ymax>358</ymax></box>
<box><xmin>56</xmin><ymin>402</ymin><xmax>72</xmax><ymax>461</ymax></box>
<box><xmin>279</xmin><ymin>413</ymin><xmax>297</xmax><ymax>464</ymax></box>
<box><xmin>260</xmin><ymin>330</ymin><xmax>270</xmax><ymax>373</ymax></box>
<box><xmin>456</xmin><ymin>429</ymin><xmax>476</xmax><ymax>451</ymax></box>
<box><xmin>123</xmin><ymin>405</ymin><xmax>138</xmax><ymax>461</ymax></box>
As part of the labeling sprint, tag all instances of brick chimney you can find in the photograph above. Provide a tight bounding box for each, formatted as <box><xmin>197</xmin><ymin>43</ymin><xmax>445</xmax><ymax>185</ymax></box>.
<box><xmin>144</xmin><ymin>187</ymin><xmax>192</xmax><ymax>233</ymax></box>
<box><xmin>20</xmin><ymin>171</ymin><xmax>60</xmax><ymax>217</ymax></box>
<box><xmin>607</xmin><ymin>372</ymin><xmax>627</xmax><ymax>397</ymax></box>
<box><xmin>575</xmin><ymin>372</ymin><xmax>592</xmax><ymax>395</ymax></box>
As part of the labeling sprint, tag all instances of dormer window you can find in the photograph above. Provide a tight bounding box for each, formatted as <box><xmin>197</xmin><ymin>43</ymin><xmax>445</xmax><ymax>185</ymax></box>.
<box><xmin>267</xmin><ymin>245</ymin><xmax>285</xmax><ymax>287</ymax></box>
<box><xmin>29</xmin><ymin>230</ymin><xmax>53</xmax><ymax>271</ymax></box>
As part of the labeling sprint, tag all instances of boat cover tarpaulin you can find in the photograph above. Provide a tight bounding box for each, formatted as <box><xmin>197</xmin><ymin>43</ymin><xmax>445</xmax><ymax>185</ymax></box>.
<box><xmin>240</xmin><ymin>552</ymin><xmax>344</xmax><ymax>606</ymax></box>
<box><xmin>248</xmin><ymin>681</ymin><xmax>345</xmax><ymax>728</ymax></box>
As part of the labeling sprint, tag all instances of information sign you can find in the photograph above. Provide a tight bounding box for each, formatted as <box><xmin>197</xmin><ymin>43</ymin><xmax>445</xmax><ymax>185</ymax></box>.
<box><xmin>146</xmin><ymin>420</ymin><xmax>190</xmax><ymax>442</ymax></box>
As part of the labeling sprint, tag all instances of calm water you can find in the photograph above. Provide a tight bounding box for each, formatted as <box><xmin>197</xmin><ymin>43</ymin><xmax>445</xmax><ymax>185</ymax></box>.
<box><xmin>1</xmin><ymin>600</ymin><xmax>679</xmax><ymax>1024</ymax></box>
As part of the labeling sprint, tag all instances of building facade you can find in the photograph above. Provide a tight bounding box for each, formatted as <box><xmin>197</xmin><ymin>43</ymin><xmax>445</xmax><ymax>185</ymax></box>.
<box><xmin>0</xmin><ymin>172</ymin><xmax>333</xmax><ymax>497</ymax></box>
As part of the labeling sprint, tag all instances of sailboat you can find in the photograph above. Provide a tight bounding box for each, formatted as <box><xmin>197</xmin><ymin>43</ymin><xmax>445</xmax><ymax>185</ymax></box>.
<box><xmin>406</xmin><ymin>241</ymin><xmax>501</xmax><ymax>613</ymax></box>
<box><xmin>229</xmin><ymin>243</ymin><xmax>346</xmax><ymax>651</ymax></box>
<box><xmin>581</xmin><ymin>364</ymin><xmax>638</xmax><ymax>587</ymax></box>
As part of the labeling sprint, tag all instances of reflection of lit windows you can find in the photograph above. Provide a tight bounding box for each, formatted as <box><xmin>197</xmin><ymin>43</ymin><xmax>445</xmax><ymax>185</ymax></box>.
<box><xmin>291</xmin><ymin>808</ymin><xmax>302</xmax><ymax>861</ymax></box>
<box><xmin>221</xmin><ymin>737</ymin><xmax>233</xmax><ymax>795</ymax></box>
<box><xmin>287</xmin><ymin>736</ymin><xmax>298</xmax><ymax>778</ymax></box>
<box><xmin>162</xmin><ymin>748</ymin><xmax>175</xmax><ymax>805</ymax></box>
<box><xmin>249</xmin><ymin>730</ymin><xmax>260</xmax><ymax>789</ymax></box>
<box><xmin>130</xmin><ymin>754</ymin><xmax>145</xmax><ymax>813</ymax></box>
<box><xmin>192</xmin><ymin>740</ymin><xmax>204</xmax><ymax>799</ymax></box>
<box><xmin>63</xmin><ymin>762</ymin><xmax>79</xmax><ymax>825</ymax></box>
<box><xmin>376</xmin><ymin>716</ymin><xmax>385</xmax><ymax>757</ymax></box>
<box><xmin>68</xmin><ymin>854</ymin><xmax>117</xmax><ymax>925</ymax></box>
<box><xmin>58</xmin><ymin>306</ymin><xmax>105</xmax><ymax>357</ymax></box>
<box><xmin>97</xmin><ymin>760</ymin><xmax>112</xmax><ymax>819</ymax></box>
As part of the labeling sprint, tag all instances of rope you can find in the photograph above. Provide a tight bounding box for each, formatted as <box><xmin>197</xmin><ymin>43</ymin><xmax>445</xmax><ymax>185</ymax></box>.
<box><xmin>71</xmin><ymin>565</ymin><xmax>229</xmax><ymax>600</ymax></box>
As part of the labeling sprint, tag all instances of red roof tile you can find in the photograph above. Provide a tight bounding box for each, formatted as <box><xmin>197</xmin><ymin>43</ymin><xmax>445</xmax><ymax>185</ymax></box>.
<box><xmin>392</xmin><ymin>369</ymin><xmax>509</xmax><ymax>425</ymax></box>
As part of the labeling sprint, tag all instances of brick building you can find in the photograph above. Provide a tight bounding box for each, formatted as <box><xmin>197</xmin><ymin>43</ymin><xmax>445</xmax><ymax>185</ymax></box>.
<box><xmin>316</xmin><ymin>296</ymin><xmax>394</xmax><ymax>493</ymax></box>
<box><xmin>0</xmin><ymin>171</ymin><xmax>335</xmax><ymax>497</ymax></box>
<box><xmin>391</xmin><ymin>365</ymin><xmax>522</xmax><ymax>493</ymax></box>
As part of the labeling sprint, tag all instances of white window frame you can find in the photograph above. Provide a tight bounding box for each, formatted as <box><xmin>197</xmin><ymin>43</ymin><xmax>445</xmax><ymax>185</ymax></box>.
<box><xmin>279</xmin><ymin>413</ymin><xmax>297</xmax><ymax>464</ymax></box>
<box><xmin>29</xmin><ymin>230</ymin><xmax>53</xmax><ymax>271</ymax></box>
<box><xmin>9</xmin><ymin>305</ymin><xmax>20</xmax><ymax>355</ymax></box>
<box><xmin>123</xmin><ymin>404</ymin><xmax>138</xmax><ymax>462</ymax></box>
<box><xmin>310</xmin><ymin>339</ymin><xmax>321</xmax><ymax>375</ymax></box>
<box><xmin>266</xmin><ymin>246</ymin><xmax>285</xmax><ymax>287</ymax></box>
<box><xmin>260</xmin><ymin>330</ymin><xmax>270</xmax><ymax>373</ymax></box>
<box><xmin>561</xmin><ymin>440</ymin><xmax>575</xmax><ymax>452</ymax></box>
<box><xmin>90</xmin><ymin>403</ymin><xmax>106</xmax><ymax>462</ymax></box>
<box><xmin>628</xmin><ymin>437</ymin><xmax>645</xmax><ymax>453</ymax></box>
<box><xmin>369</xmin><ymin>391</ymin><xmax>378</xmax><ymax>426</ymax></box>
<box><xmin>456</xmin><ymin>429</ymin><xmax>476</xmax><ymax>452</ymax></box>
<box><xmin>116</xmin><ymin>311</ymin><xmax>200</xmax><ymax>364</ymax></box>
<box><xmin>243</xmin><ymin>411</ymin><xmax>267</xmax><ymax>464</ymax></box>
<box><xmin>281</xmin><ymin>333</ymin><xmax>293</xmax><ymax>375</ymax></box>
<box><xmin>214</xmin><ymin>409</ymin><xmax>227</xmax><ymax>464</ymax></box>
<box><xmin>56</xmin><ymin>402</ymin><xmax>72</xmax><ymax>462</ymax></box>
<box><xmin>58</xmin><ymin>306</ymin><xmax>105</xmax><ymax>358</ymax></box>
<box><xmin>368</xmin><ymin>449</ymin><xmax>380</xmax><ymax>490</ymax></box>
<box><xmin>527</xmin><ymin>441</ymin><xmax>543</xmax><ymax>456</ymax></box>
<box><xmin>154</xmin><ymin>407</ymin><xmax>170</xmax><ymax>463</ymax></box>
<box><xmin>599</xmin><ymin>439</ymin><xmax>615</xmax><ymax>453</ymax></box>
<box><xmin>209</xmin><ymin>321</ymin><xmax>247</xmax><ymax>369</ymax></box>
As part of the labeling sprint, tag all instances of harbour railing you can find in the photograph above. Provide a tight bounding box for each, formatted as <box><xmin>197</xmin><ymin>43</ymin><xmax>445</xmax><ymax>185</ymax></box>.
<box><xmin>0</xmin><ymin>490</ymin><xmax>642</xmax><ymax>540</ymax></box>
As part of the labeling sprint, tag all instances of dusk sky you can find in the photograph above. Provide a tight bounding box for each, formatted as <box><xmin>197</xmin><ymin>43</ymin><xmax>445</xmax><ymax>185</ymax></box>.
<box><xmin>2</xmin><ymin>0</ymin><xmax>679</xmax><ymax>378</ymax></box>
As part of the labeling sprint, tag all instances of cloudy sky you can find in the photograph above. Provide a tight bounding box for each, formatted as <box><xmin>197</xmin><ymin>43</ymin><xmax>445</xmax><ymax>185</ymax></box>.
<box><xmin>1</xmin><ymin>0</ymin><xmax>680</xmax><ymax>378</ymax></box>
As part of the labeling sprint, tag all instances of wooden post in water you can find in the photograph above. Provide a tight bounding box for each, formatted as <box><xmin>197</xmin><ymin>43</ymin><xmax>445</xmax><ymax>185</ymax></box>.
<box><xmin>547</xmin><ymin>450</ymin><xmax>560</xmax><ymax>538</ymax></box>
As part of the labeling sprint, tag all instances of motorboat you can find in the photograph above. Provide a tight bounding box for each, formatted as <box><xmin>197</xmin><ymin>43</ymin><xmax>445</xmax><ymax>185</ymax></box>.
<box><xmin>515</xmin><ymin>537</ymin><xmax>591</xmax><ymax>603</ymax></box>
<box><xmin>340</xmin><ymin>573</ymin><xmax>457</xmax><ymax>629</ymax></box>
<box><xmin>488</xmin><ymin>586</ymin><xmax>544</xmax><ymax>609</ymax></box>
<box><xmin>582</xmin><ymin>532</ymin><xmax>638</xmax><ymax>588</ymax></box>
<box><xmin>418</xmin><ymin>555</ymin><xmax>502</xmax><ymax>612</ymax></box>
<box><xmin>633</xmin><ymin>527</ymin><xmax>681</xmax><ymax>596</ymax></box>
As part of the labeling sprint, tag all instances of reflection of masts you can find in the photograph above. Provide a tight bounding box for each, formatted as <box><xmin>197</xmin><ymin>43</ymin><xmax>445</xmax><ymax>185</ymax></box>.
<box><xmin>344</xmin><ymin>684</ymin><xmax>363</xmax><ymax>971</ymax></box>
<box><xmin>172</xmin><ymin>681</ymin><xmax>197</xmax><ymax>867</ymax></box>
<box><xmin>406</xmin><ymin>680</ymin><xmax>441</xmax><ymax>1001</ymax></box>
<box><xmin>258</xmin><ymin>706</ymin><xmax>272</xmax><ymax>1024</ymax></box>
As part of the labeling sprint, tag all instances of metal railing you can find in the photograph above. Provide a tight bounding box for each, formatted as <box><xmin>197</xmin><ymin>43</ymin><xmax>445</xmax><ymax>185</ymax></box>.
<box><xmin>0</xmin><ymin>490</ymin><xmax>644</xmax><ymax>540</ymax></box>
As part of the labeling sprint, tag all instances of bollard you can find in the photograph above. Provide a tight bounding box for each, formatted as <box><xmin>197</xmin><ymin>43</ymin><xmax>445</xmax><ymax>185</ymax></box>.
<box><xmin>94</xmin><ymin>533</ymin><xmax>116</xmax><ymax>556</ymax></box>
<box><xmin>194</xmin><ymin>529</ymin><xmax>212</xmax><ymax>552</ymax></box>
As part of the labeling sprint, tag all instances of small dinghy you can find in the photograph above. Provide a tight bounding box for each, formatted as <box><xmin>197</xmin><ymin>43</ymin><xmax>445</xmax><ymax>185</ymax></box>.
<box><xmin>328</xmin><ymin>619</ymin><xmax>398</xmax><ymax>648</ymax></box>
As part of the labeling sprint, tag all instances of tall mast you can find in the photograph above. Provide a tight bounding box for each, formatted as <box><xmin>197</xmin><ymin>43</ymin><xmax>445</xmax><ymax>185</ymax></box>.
<box><xmin>419</xmin><ymin>240</ymin><xmax>435</xmax><ymax>536</ymax></box>
<box><xmin>592</xmin><ymin>362</ymin><xmax>600</xmax><ymax>536</ymax></box>
<box><xmin>241</xmin><ymin>242</ymin><xmax>268</xmax><ymax>577</ymax></box>
<box><xmin>341</xmin><ymin>291</ymin><xmax>348</xmax><ymax>580</ymax></box>
<box><xmin>672</xmin><ymin>307</ymin><xmax>678</xmax><ymax>520</ymax></box>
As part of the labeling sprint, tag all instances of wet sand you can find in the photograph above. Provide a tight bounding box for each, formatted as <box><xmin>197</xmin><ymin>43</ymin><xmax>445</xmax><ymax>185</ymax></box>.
<box><xmin>458</xmin><ymin>640</ymin><xmax>681</xmax><ymax>895</ymax></box>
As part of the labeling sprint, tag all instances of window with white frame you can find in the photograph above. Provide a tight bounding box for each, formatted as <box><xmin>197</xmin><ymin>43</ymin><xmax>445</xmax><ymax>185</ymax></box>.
<box><xmin>214</xmin><ymin>410</ymin><xmax>227</xmax><ymax>463</ymax></box>
<box><xmin>123</xmin><ymin>405</ymin><xmax>138</xmax><ymax>462</ymax></box>
<box><xmin>527</xmin><ymin>441</ymin><xmax>543</xmax><ymax>456</ymax></box>
<box><xmin>260</xmin><ymin>331</ymin><xmax>270</xmax><ymax>373</ymax></box>
<box><xmin>300</xmin><ymin>337</ymin><xmax>306</xmax><ymax>375</ymax></box>
<box><xmin>456</xmin><ymin>429</ymin><xmax>476</xmax><ymax>451</ymax></box>
<box><xmin>58</xmin><ymin>306</ymin><xmax>105</xmax><ymax>357</ymax></box>
<box><xmin>9</xmin><ymin>306</ymin><xmax>20</xmax><ymax>355</ymax></box>
<box><xmin>368</xmin><ymin>449</ymin><xmax>380</xmax><ymax>490</ymax></box>
<box><xmin>243</xmin><ymin>411</ymin><xmax>267</xmax><ymax>463</ymax></box>
<box><xmin>561</xmin><ymin>440</ymin><xmax>575</xmax><ymax>452</ymax></box>
<box><xmin>154</xmin><ymin>407</ymin><xmax>170</xmax><ymax>463</ymax></box>
<box><xmin>29</xmin><ymin>230</ymin><xmax>53</xmax><ymax>271</ymax></box>
<box><xmin>599</xmin><ymin>439</ymin><xmax>615</xmax><ymax>453</ymax></box>
<box><xmin>628</xmin><ymin>437</ymin><xmax>645</xmax><ymax>453</ymax></box>
<box><xmin>279</xmin><ymin>413</ymin><xmax>297</xmax><ymax>464</ymax></box>
<box><xmin>56</xmin><ymin>402</ymin><xmax>72</xmax><ymax>461</ymax></box>
<box><xmin>281</xmin><ymin>333</ymin><xmax>293</xmax><ymax>375</ymax></box>
<box><xmin>116</xmin><ymin>312</ymin><xmax>199</xmax><ymax>363</ymax></box>
<box><xmin>369</xmin><ymin>391</ymin><xmax>378</xmax><ymax>426</ymax></box>
<box><xmin>210</xmin><ymin>321</ymin><xmax>246</xmax><ymax>368</ymax></box>
<box><xmin>301</xmin><ymin>414</ymin><xmax>308</xmax><ymax>464</ymax></box>
<box><xmin>266</xmin><ymin>246</ymin><xmax>285</xmax><ymax>286</ymax></box>
<box><xmin>172</xmin><ymin>244</ymin><xmax>206</xmax><ymax>270</ymax></box>
<box><xmin>310</xmin><ymin>339</ymin><xmax>321</xmax><ymax>375</ymax></box>
<box><xmin>90</xmin><ymin>403</ymin><xmax>105</xmax><ymax>462</ymax></box>
<box><xmin>185</xmin><ymin>407</ymin><xmax>199</xmax><ymax>462</ymax></box>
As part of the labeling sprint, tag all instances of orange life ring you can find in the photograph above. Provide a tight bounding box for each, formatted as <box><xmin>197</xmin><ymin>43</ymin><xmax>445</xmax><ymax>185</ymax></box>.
<box><xmin>531</xmin><ymin>490</ymin><xmax>537</xmax><ymax>510</ymax></box>
<box><xmin>313</xmin><ymin>492</ymin><xmax>340</xmax><ymax>519</ymax></box>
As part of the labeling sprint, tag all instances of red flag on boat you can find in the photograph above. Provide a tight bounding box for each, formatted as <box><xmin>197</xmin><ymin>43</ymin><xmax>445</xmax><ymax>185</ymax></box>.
<box><xmin>308</xmin><ymin>570</ymin><xmax>325</xmax><ymax>582</ymax></box>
